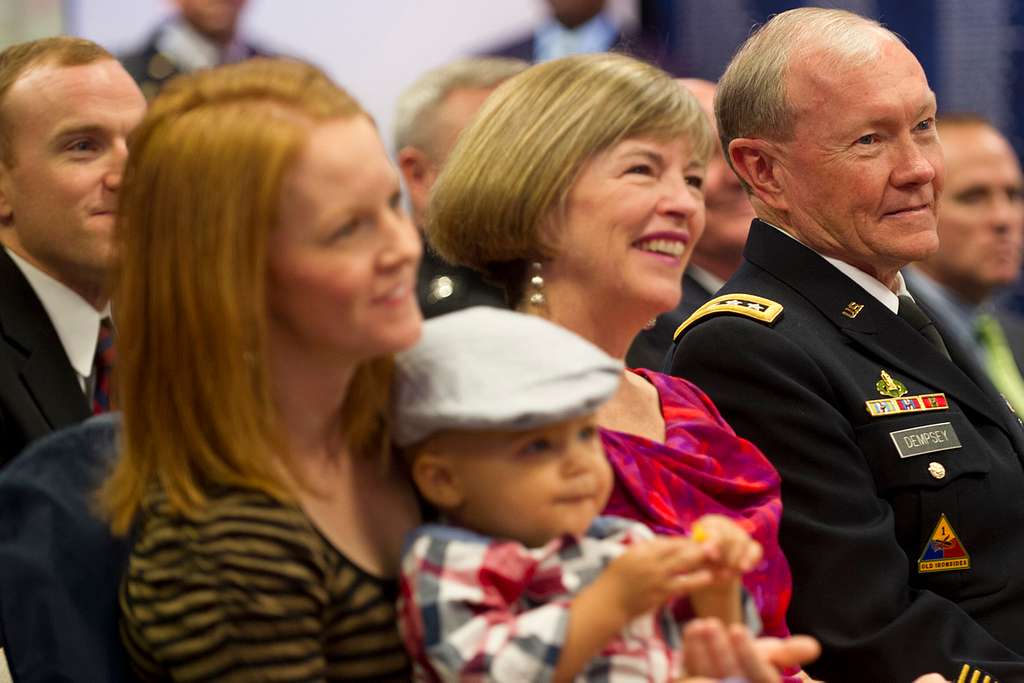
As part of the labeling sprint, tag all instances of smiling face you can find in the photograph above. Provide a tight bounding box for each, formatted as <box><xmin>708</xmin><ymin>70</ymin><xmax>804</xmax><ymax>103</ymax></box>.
<box><xmin>418</xmin><ymin>414</ymin><xmax>613</xmax><ymax>548</ymax></box>
<box><xmin>545</xmin><ymin>135</ymin><xmax>706</xmax><ymax>327</ymax></box>
<box><xmin>267</xmin><ymin>116</ymin><xmax>422</xmax><ymax>370</ymax></box>
<box><xmin>772</xmin><ymin>38</ymin><xmax>943</xmax><ymax>285</ymax></box>
<box><xmin>917</xmin><ymin>122</ymin><xmax>1024</xmax><ymax>304</ymax></box>
<box><xmin>0</xmin><ymin>59</ymin><xmax>145</xmax><ymax>306</ymax></box>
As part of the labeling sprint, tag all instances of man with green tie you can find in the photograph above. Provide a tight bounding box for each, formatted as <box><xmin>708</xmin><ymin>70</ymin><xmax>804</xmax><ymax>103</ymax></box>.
<box><xmin>906</xmin><ymin>114</ymin><xmax>1024</xmax><ymax>414</ymax></box>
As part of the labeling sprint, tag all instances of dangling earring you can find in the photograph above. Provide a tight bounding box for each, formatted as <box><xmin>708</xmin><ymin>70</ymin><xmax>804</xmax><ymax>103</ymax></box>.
<box><xmin>527</xmin><ymin>261</ymin><xmax>546</xmax><ymax>309</ymax></box>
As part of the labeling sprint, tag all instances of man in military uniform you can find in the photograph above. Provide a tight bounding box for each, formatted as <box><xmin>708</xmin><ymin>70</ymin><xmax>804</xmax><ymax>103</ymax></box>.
<box><xmin>669</xmin><ymin>8</ymin><xmax>1024</xmax><ymax>682</ymax></box>
<box><xmin>393</xmin><ymin>57</ymin><xmax>526</xmax><ymax>318</ymax></box>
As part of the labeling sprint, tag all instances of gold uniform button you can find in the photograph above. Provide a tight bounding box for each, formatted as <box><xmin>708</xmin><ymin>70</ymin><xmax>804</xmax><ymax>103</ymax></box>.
<box><xmin>928</xmin><ymin>462</ymin><xmax>946</xmax><ymax>479</ymax></box>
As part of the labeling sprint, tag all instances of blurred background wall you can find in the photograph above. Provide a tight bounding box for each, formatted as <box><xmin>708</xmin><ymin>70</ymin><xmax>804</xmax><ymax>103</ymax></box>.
<box><xmin>54</xmin><ymin>0</ymin><xmax>636</xmax><ymax>153</ymax></box>
<box><xmin>0</xmin><ymin>0</ymin><xmax>64</xmax><ymax>46</ymax></box>
<box><xmin>650</xmin><ymin>0</ymin><xmax>1024</xmax><ymax>162</ymax></box>
<box><xmin>1</xmin><ymin>0</ymin><xmax>1022</xmax><ymax>159</ymax></box>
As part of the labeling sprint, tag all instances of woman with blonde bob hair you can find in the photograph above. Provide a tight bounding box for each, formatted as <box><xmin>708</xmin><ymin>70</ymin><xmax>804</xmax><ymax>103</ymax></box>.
<box><xmin>428</xmin><ymin>53</ymin><xmax>813</xmax><ymax>680</ymax></box>
<box><xmin>102</xmin><ymin>58</ymin><xmax>422</xmax><ymax>680</ymax></box>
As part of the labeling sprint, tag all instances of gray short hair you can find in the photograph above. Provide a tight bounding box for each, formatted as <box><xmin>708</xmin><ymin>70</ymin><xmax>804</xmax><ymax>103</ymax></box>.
<box><xmin>393</xmin><ymin>57</ymin><xmax>528</xmax><ymax>157</ymax></box>
<box><xmin>716</xmin><ymin>8</ymin><xmax>900</xmax><ymax>161</ymax></box>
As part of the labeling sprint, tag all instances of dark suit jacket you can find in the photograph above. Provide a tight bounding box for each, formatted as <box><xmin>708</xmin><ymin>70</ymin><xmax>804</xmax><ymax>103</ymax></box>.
<box><xmin>120</xmin><ymin>23</ymin><xmax>268</xmax><ymax>99</ymax></box>
<box><xmin>626</xmin><ymin>269</ymin><xmax>713</xmax><ymax>370</ymax></box>
<box><xmin>998</xmin><ymin>309</ymin><xmax>1024</xmax><ymax>368</ymax></box>
<box><xmin>0</xmin><ymin>413</ymin><xmax>131</xmax><ymax>682</ymax></box>
<box><xmin>670</xmin><ymin>220</ymin><xmax>1024</xmax><ymax>682</ymax></box>
<box><xmin>417</xmin><ymin>245</ymin><xmax>507</xmax><ymax>320</ymax></box>
<box><xmin>0</xmin><ymin>248</ymin><xmax>90</xmax><ymax>468</ymax></box>
<box><xmin>905</xmin><ymin>268</ymin><xmax>1024</xmax><ymax>384</ymax></box>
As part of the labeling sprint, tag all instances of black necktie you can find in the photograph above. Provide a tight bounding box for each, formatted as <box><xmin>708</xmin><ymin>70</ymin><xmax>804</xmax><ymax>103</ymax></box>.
<box><xmin>898</xmin><ymin>294</ymin><xmax>951</xmax><ymax>360</ymax></box>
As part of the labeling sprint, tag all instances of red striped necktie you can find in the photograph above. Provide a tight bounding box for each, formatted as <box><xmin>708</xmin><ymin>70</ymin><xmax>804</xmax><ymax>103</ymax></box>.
<box><xmin>92</xmin><ymin>317</ymin><xmax>115</xmax><ymax>414</ymax></box>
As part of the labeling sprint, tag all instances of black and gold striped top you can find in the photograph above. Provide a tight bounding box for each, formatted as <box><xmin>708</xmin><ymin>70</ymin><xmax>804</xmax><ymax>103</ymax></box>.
<box><xmin>120</xmin><ymin>487</ymin><xmax>409</xmax><ymax>682</ymax></box>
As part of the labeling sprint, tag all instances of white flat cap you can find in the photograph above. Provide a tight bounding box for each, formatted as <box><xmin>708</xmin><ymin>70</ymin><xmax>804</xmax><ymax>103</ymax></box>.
<box><xmin>392</xmin><ymin>307</ymin><xmax>622</xmax><ymax>447</ymax></box>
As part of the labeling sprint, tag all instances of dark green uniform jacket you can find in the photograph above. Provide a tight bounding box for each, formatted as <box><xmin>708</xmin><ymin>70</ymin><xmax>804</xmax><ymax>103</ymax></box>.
<box><xmin>671</xmin><ymin>219</ymin><xmax>1024</xmax><ymax>682</ymax></box>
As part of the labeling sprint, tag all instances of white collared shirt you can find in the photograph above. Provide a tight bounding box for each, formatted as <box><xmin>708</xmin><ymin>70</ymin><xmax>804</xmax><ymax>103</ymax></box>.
<box><xmin>5</xmin><ymin>248</ymin><xmax>108</xmax><ymax>392</ymax></box>
<box><xmin>687</xmin><ymin>264</ymin><xmax>726</xmax><ymax>298</ymax></box>
<box><xmin>534</xmin><ymin>12</ymin><xmax>619</xmax><ymax>62</ymax></box>
<box><xmin>156</xmin><ymin>15</ymin><xmax>250</xmax><ymax>73</ymax></box>
<box><xmin>766</xmin><ymin>223</ymin><xmax>910</xmax><ymax>314</ymax></box>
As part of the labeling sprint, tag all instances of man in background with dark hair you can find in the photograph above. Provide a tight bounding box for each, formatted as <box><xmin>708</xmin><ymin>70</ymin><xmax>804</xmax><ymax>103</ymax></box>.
<box><xmin>0</xmin><ymin>36</ymin><xmax>145</xmax><ymax>467</ymax></box>
<box><xmin>906</xmin><ymin>114</ymin><xmax>1024</xmax><ymax>414</ymax></box>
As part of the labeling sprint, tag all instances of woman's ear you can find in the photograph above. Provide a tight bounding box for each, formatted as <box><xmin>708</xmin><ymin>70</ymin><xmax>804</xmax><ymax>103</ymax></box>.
<box><xmin>411</xmin><ymin>452</ymin><xmax>464</xmax><ymax>511</ymax></box>
<box><xmin>0</xmin><ymin>164</ymin><xmax>14</xmax><ymax>226</ymax></box>
<box><xmin>727</xmin><ymin>138</ymin><xmax>790</xmax><ymax>213</ymax></box>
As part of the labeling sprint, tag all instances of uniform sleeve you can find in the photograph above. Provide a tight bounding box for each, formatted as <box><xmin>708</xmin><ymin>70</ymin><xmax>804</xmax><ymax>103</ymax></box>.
<box><xmin>121</xmin><ymin>517</ymin><xmax>330</xmax><ymax>682</ymax></box>
<box><xmin>671</xmin><ymin>317</ymin><xmax>1023</xmax><ymax>682</ymax></box>
<box><xmin>399</xmin><ymin>531</ymin><xmax>569</xmax><ymax>683</ymax></box>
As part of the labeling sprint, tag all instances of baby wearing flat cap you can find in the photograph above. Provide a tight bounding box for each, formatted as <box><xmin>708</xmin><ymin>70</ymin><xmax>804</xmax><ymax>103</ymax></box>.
<box><xmin>393</xmin><ymin>307</ymin><xmax>764</xmax><ymax>682</ymax></box>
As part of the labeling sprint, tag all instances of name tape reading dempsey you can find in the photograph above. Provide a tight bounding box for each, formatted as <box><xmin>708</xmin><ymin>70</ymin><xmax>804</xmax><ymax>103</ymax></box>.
<box><xmin>890</xmin><ymin>422</ymin><xmax>961</xmax><ymax>459</ymax></box>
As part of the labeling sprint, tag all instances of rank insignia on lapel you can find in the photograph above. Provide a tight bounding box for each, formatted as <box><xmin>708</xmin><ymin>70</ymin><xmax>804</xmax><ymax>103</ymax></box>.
<box><xmin>876</xmin><ymin>370</ymin><xmax>908</xmax><ymax>398</ymax></box>
<box><xmin>918</xmin><ymin>513</ymin><xmax>970</xmax><ymax>573</ymax></box>
<box><xmin>842</xmin><ymin>301</ymin><xmax>864</xmax><ymax>318</ymax></box>
<box><xmin>865</xmin><ymin>392</ymin><xmax>948</xmax><ymax>417</ymax></box>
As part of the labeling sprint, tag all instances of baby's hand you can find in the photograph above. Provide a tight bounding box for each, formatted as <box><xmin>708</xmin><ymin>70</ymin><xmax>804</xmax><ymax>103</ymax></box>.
<box><xmin>597</xmin><ymin>537</ymin><xmax>715</xmax><ymax>620</ymax></box>
<box><xmin>688</xmin><ymin>516</ymin><xmax>761</xmax><ymax>622</ymax></box>
<box><xmin>691</xmin><ymin>514</ymin><xmax>762</xmax><ymax>582</ymax></box>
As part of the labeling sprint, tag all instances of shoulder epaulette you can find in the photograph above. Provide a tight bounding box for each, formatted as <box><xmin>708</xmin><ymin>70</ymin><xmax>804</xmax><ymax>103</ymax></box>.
<box><xmin>673</xmin><ymin>293</ymin><xmax>783</xmax><ymax>342</ymax></box>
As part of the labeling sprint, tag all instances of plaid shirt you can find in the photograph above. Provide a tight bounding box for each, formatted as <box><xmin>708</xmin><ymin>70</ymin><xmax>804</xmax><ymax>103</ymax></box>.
<box><xmin>398</xmin><ymin>516</ymin><xmax>683</xmax><ymax>682</ymax></box>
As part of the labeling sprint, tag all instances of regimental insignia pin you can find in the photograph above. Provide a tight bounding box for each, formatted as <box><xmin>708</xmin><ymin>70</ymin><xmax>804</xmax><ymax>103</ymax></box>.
<box><xmin>876</xmin><ymin>370</ymin><xmax>908</xmax><ymax>398</ymax></box>
<box><xmin>918</xmin><ymin>513</ymin><xmax>970</xmax><ymax>573</ymax></box>
<box><xmin>842</xmin><ymin>301</ymin><xmax>864</xmax><ymax>318</ymax></box>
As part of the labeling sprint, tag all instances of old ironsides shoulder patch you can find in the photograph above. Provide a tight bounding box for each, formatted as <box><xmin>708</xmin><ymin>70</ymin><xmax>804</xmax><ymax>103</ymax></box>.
<box><xmin>673</xmin><ymin>294</ymin><xmax>783</xmax><ymax>341</ymax></box>
<box><xmin>918</xmin><ymin>513</ymin><xmax>970</xmax><ymax>574</ymax></box>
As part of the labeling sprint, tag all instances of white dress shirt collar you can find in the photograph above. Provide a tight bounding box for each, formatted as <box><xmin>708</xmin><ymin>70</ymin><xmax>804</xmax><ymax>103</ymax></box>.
<box><xmin>766</xmin><ymin>223</ymin><xmax>908</xmax><ymax>314</ymax></box>
<box><xmin>157</xmin><ymin>15</ymin><xmax>249</xmax><ymax>73</ymax></box>
<box><xmin>686</xmin><ymin>264</ymin><xmax>726</xmax><ymax>297</ymax></box>
<box><xmin>5</xmin><ymin>248</ymin><xmax>108</xmax><ymax>387</ymax></box>
<box><xmin>535</xmin><ymin>11</ymin><xmax>618</xmax><ymax>62</ymax></box>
